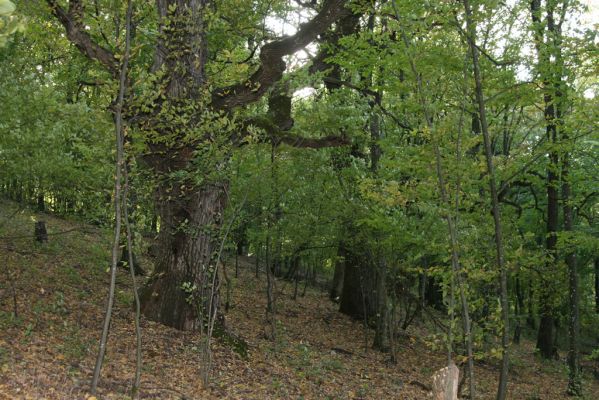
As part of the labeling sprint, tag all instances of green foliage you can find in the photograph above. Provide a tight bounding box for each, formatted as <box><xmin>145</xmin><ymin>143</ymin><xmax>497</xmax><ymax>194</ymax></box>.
<box><xmin>0</xmin><ymin>30</ymin><xmax>113</xmax><ymax>222</ymax></box>
<box><xmin>2</xmin><ymin>1</ymin><xmax>599</xmax><ymax>394</ymax></box>
<box><xmin>0</xmin><ymin>0</ymin><xmax>23</xmax><ymax>47</ymax></box>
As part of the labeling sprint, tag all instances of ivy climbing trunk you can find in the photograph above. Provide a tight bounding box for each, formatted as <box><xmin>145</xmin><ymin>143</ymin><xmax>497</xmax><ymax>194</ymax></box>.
<box><xmin>136</xmin><ymin>0</ymin><xmax>218</xmax><ymax>330</ymax></box>
<box><xmin>47</xmin><ymin>0</ymin><xmax>352</xmax><ymax>332</ymax></box>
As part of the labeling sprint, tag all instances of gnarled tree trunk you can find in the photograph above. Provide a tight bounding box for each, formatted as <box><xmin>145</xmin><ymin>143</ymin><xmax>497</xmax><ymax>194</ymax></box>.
<box><xmin>140</xmin><ymin>184</ymin><xmax>227</xmax><ymax>330</ymax></box>
<box><xmin>47</xmin><ymin>0</ymin><xmax>352</xmax><ymax>332</ymax></box>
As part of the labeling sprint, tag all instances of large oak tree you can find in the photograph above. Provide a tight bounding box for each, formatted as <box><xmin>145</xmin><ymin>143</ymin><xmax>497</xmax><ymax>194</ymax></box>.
<box><xmin>46</xmin><ymin>0</ymin><xmax>354</xmax><ymax>330</ymax></box>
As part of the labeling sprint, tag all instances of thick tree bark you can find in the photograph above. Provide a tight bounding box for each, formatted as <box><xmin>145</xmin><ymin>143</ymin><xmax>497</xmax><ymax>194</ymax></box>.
<box><xmin>339</xmin><ymin>248</ymin><xmax>364</xmax><ymax>317</ymax></box>
<box><xmin>37</xmin><ymin>192</ymin><xmax>45</xmax><ymax>212</ymax></box>
<box><xmin>536</xmin><ymin>168</ymin><xmax>558</xmax><ymax>359</ymax></box>
<box><xmin>140</xmin><ymin>185</ymin><xmax>227</xmax><ymax>330</ymax></box>
<box><xmin>48</xmin><ymin>0</ymin><xmax>353</xmax><ymax>332</ymax></box>
<box><xmin>34</xmin><ymin>221</ymin><xmax>48</xmax><ymax>243</ymax></box>
<box><xmin>537</xmin><ymin>313</ymin><xmax>556</xmax><ymax>357</ymax></box>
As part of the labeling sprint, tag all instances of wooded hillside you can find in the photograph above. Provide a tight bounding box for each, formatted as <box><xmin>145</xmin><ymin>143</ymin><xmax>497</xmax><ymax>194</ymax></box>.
<box><xmin>0</xmin><ymin>0</ymin><xmax>598</xmax><ymax>399</ymax></box>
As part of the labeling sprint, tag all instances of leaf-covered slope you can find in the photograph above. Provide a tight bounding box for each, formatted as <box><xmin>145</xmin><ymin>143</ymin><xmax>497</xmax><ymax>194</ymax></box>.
<box><xmin>0</xmin><ymin>199</ymin><xmax>598</xmax><ymax>399</ymax></box>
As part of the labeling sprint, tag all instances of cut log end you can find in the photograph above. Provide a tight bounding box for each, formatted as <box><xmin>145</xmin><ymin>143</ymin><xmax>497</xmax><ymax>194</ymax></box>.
<box><xmin>432</xmin><ymin>361</ymin><xmax>460</xmax><ymax>400</ymax></box>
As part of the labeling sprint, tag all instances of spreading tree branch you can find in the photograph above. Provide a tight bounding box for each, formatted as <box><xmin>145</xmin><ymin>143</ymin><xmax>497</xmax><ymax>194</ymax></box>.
<box><xmin>46</xmin><ymin>0</ymin><xmax>119</xmax><ymax>76</ymax></box>
<box><xmin>236</xmin><ymin>117</ymin><xmax>349</xmax><ymax>149</ymax></box>
<box><xmin>211</xmin><ymin>0</ymin><xmax>350</xmax><ymax>110</ymax></box>
<box><xmin>275</xmin><ymin>134</ymin><xmax>350</xmax><ymax>149</ymax></box>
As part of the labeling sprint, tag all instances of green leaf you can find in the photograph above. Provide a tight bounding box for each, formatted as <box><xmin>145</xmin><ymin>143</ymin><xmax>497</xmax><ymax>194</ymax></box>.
<box><xmin>0</xmin><ymin>0</ymin><xmax>15</xmax><ymax>17</ymax></box>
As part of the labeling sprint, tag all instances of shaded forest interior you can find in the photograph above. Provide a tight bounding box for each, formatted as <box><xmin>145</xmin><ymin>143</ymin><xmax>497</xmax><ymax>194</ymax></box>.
<box><xmin>0</xmin><ymin>0</ymin><xmax>598</xmax><ymax>399</ymax></box>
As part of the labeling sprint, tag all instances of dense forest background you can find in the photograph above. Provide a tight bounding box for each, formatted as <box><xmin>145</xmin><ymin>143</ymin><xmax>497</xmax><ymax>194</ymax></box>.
<box><xmin>0</xmin><ymin>0</ymin><xmax>598</xmax><ymax>399</ymax></box>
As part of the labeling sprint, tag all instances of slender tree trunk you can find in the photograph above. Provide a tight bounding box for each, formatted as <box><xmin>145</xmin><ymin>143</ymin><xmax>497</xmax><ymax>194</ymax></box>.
<box><xmin>531</xmin><ymin>0</ymin><xmax>565</xmax><ymax>361</ymax></box>
<box><xmin>392</xmin><ymin>1</ymin><xmax>476</xmax><ymax>396</ymax></box>
<box><xmin>368</xmin><ymin>73</ymin><xmax>389</xmax><ymax>350</ymax></box>
<box><xmin>222</xmin><ymin>259</ymin><xmax>232</xmax><ymax>312</ymax></box>
<box><xmin>563</xmin><ymin>137</ymin><xmax>581</xmax><ymax>396</ymax></box>
<box><xmin>514</xmin><ymin>275</ymin><xmax>524</xmax><ymax>344</ymax></box>
<box><xmin>302</xmin><ymin>262</ymin><xmax>309</xmax><ymax>297</ymax></box>
<box><xmin>595</xmin><ymin>258</ymin><xmax>599</xmax><ymax>313</ymax></box>
<box><xmin>527</xmin><ymin>281</ymin><xmax>536</xmax><ymax>329</ymax></box>
<box><xmin>264</xmin><ymin>144</ymin><xmax>277</xmax><ymax>339</ymax></box>
<box><xmin>123</xmin><ymin>161</ymin><xmax>142</xmax><ymax>399</ymax></box>
<box><xmin>462</xmin><ymin>2</ymin><xmax>510</xmax><ymax>398</ymax></box>
<box><xmin>293</xmin><ymin>257</ymin><xmax>300</xmax><ymax>300</ymax></box>
<box><xmin>373</xmin><ymin>259</ymin><xmax>389</xmax><ymax>350</ymax></box>
<box><xmin>418</xmin><ymin>271</ymin><xmax>426</xmax><ymax>316</ymax></box>
<box><xmin>462</xmin><ymin>3</ymin><xmax>510</xmax><ymax>398</ymax></box>
<box><xmin>91</xmin><ymin>1</ymin><xmax>132</xmax><ymax>391</ymax></box>
<box><xmin>265</xmin><ymin>234</ymin><xmax>276</xmax><ymax>339</ymax></box>
<box><xmin>310</xmin><ymin>262</ymin><xmax>318</xmax><ymax>287</ymax></box>
<box><xmin>255</xmin><ymin>243</ymin><xmax>261</xmax><ymax>278</ymax></box>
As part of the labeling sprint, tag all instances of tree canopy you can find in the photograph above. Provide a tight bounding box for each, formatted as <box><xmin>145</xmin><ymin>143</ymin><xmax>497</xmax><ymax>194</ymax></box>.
<box><xmin>0</xmin><ymin>0</ymin><xmax>598</xmax><ymax>398</ymax></box>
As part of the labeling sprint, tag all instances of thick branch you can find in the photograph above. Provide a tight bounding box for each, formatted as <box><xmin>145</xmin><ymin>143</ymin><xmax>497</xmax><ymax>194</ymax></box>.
<box><xmin>46</xmin><ymin>0</ymin><xmax>118</xmax><ymax>76</ymax></box>
<box><xmin>236</xmin><ymin>117</ymin><xmax>349</xmax><ymax>149</ymax></box>
<box><xmin>576</xmin><ymin>191</ymin><xmax>598</xmax><ymax>213</ymax></box>
<box><xmin>275</xmin><ymin>134</ymin><xmax>350</xmax><ymax>149</ymax></box>
<box><xmin>211</xmin><ymin>0</ymin><xmax>350</xmax><ymax>110</ymax></box>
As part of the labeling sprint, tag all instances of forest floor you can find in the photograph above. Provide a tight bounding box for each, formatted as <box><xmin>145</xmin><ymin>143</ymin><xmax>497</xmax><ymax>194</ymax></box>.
<box><xmin>1</xmin><ymin>199</ymin><xmax>598</xmax><ymax>399</ymax></box>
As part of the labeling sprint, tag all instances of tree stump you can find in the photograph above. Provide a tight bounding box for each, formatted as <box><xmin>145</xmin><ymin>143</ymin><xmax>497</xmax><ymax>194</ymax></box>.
<box><xmin>432</xmin><ymin>361</ymin><xmax>459</xmax><ymax>400</ymax></box>
<box><xmin>34</xmin><ymin>221</ymin><xmax>48</xmax><ymax>243</ymax></box>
